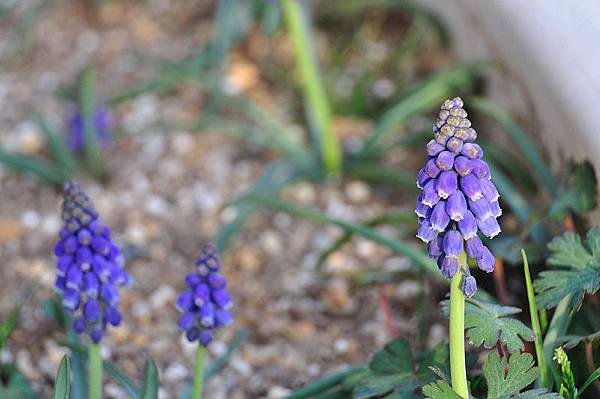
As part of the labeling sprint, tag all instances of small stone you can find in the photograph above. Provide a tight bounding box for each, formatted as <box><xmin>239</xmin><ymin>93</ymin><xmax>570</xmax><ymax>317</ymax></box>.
<box><xmin>395</xmin><ymin>281</ymin><xmax>420</xmax><ymax>300</ymax></box>
<box><xmin>322</xmin><ymin>277</ymin><xmax>355</xmax><ymax>314</ymax></box>
<box><xmin>236</xmin><ymin>246</ymin><xmax>261</xmax><ymax>273</ymax></box>
<box><xmin>149</xmin><ymin>284</ymin><xmax>176</xmax><ymax>309</ymax></box>
<box><xmin>0</xmin><ymin>218</ymin><xmax>23</xmax><ymax>243</ymax></box>
<box><xmin>428</xmin><ymin>323</ymin><xmax>446</xmax><ymax>347</ymax></box>
<box><xmin>230</xmin><ymin>356</ymin><xmax>252</xmax><ymax>377</ymax></box>
<box><xmin>164</xmin><ymin>362</ymin><xmax>188</xmax><ymax>381</ymax></box>
<box><xmin>259</xmin><ymin>230</ymin><xmax>282</xmax><ymax>256</ymax></box>
<box><xmin>21</xmin><ymin>210</ymin><xmax>40</xmax><ymax>229</ymax></box>
<box><xmin>334</xmin><ymin>338</ymin><xmax>350</xmax><ymax>354</ymax></box>
<box><xmin>291</xmin><ymin>182</ymin><xmax>316</xmax><ymax>204</ymax></box>
<box><xmin>345</xmin><ymin>181</ymin><xmax>370</xmax><ymax>203</ymax></box>
<box><xmin>105</xmin><ymin>383</ymin><xmax>126</xmax><ymax>399</ymax></box>
<box><xmin>268</xmin><ymin>386</ymin><xmax>292</xmax><ymax>399</ymax></box>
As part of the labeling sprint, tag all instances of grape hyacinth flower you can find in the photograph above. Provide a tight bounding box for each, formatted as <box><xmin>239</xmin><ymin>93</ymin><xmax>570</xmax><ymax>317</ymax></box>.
<box><xmin>176</xmin><ymin>243</ymin><xmax>233</xmax><ymax>347</ymax></box>
<box><xmin>68</xmin><ymin>105</ymin><xmax>113</xmax><ymax>153</ymax></box>
<box><xmin>176</xmin><ymin>243</ymin><xmax>233</xmax><ymax>399</ymax></box>
<box><xmin>53</xmin><ymin>182</ymin><xmax>131</xmax><ymax>342</ymax></box>
<box><xmin>416</xmin><ymin>97</ymin><xmax>502</xmax><ymax>297</ymax></box>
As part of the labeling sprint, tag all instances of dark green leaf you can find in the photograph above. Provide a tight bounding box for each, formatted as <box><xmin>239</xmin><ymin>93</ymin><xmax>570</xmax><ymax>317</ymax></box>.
<box><xmin>33</xmin><ymin>113</ymin><xmax>77</xmax><ymax>176</ymax></box>
<box><xmin>535</xmin><ymin>229</ymin><xmax>600</xmax><ymax>312</ymax></box>
<box><xmin>0</xmin><ymin>306</ymin><xmax>19</xmax><ymax>352</ymax></box>
<box><xmin>60</xmin><ymin>340</ymin><xmax>141</xmax><ymax>398</ymax></box>
<box><xmin>141</xmin><ymin>358</ymin><xmax>159</xmax><ymax>399</ymax></box>
<box><xmin>370</xmin><ymin>337</ymin><xmax>413</xmax><ymax>375</ymax></box>
<box><xmin>0</xmin><ymin>364</ymin><xmax>36</xmax><ymax>399</ymax></box>
<box><xmin>204</xmin><ymin>327</ymin><xmax>250</xmax><ymax>381</ymax></box>
<box><xmin>483</xmin><ymin>352</ymin><xmax>538</xmax><ymax>399</ymax></box>
<box><xmin>442</xmin><ymin>299</ymin><xmax>534</xmax><ymax>353</ymax></box>
<box><xmin>52</xmin><ymin>355</ymin><xmax>71</xmax><ymax>399</ymax></box>
<box><xmin>550</xmin><ymin>162</ymin><xmax>597</xmax><ymax>220</ymax></box>
<box><xmin>422</xmin><ymin>380</ymin><xmax>462</xmax><ymax>399</ymax></box>
<box><xmin>0</xmin><ymin>149</ymin><xmax>67</xmax><ymax>185</ymax></box>
<box><xmin>512</xmin><ymin>389</ymin><xmax>560</xmax><ymax>398</ymax></box>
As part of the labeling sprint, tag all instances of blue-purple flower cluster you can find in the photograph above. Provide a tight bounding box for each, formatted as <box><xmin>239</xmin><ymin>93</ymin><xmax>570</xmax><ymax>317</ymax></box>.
<box><xmin>54</xmin><ymin>182</ymin><xmax>131</xmax><ymax>342</ymax></box>
<box><xmin>68</xmin><ymin>106</ymin><xmax>113</xmax><ymax>153</ymax></box>
<box><xmin>176</xmin><ymin>243</ymin><xmax>233</xmax><ymax>347</ymax></box>
<box><xmin>416</xmin><ymin>97</ymin><xmax>502</xmax><ymax>296</ymax></box>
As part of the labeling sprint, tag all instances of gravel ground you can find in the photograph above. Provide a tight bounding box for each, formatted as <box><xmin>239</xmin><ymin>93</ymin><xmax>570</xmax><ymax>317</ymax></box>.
<box><xmin>0</xmin><ymin>1</ymin><xmax>450</xmax><ymax>398</ymax></box>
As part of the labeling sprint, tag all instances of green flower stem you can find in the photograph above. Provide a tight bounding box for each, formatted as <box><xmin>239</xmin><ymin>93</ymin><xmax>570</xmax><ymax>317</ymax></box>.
<box><xmin>449</xmin><ymin>252</ymin><xmax>468</xmax><ymax>398</ymax></box>
<box><xmin>522</xmin><ymin>249</ymin><xmax>548</xmax><ymax>388</ymax></box>
<box><xmin>88</xmin><ymin>342</ymin><xmax>102</xmax><ymax>399</ymax></box>
<box><xmin>281</xmin><ymin>0</ymin><xmax>341</xmax><ymax>176</ymax></box>
<box><xmin>192</xmin><ymin>345</ymin><xmax>207</xmax><ymax>399</ymax></box>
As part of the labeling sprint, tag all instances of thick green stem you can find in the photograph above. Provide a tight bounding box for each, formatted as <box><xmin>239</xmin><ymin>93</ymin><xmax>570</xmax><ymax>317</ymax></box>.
<box><xmin>88</xmin><ymin>342</ymin><xmax>102</xmax><ymax>399</ymax></box>
<box><xmin>281</xmin><ymin>0</ymin><xmax>341</xmax><ymax>175</ymax></box>
<box><xmin>449</xmin><ymin>253</ymin><xmax>468</xmax><ymax>398</ymax></box>
<box><xmin>192</xmin><ymin>345</ymin><xmax>207</xmax><ymax>399</ymax></box>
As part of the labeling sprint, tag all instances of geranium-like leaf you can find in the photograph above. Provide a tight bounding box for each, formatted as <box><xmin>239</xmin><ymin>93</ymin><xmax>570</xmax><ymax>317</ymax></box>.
<box><xmin>483</xmin><ymin>352</ymin><xmax>538</xmax><ymax>399</ymax></box>
<box><xmin>442</xmin><ymin>299</ymin><xmax>534</xmax><ymax>353</ymax></box>
<box><xmin>535</xmin><ymin>228</ymin><xmax>600</xmax><ymax>312</ymax></box>
<box><xmin>511</xmin><ymin>389</ymin><xmax>561</xmax><ymax>398</ymax></box>
<box><xmin>422</xmin><ymin>380</ymin><xmax>462</xmax><ymax>399</ymax></box>
<box><xmin>346</xmin><ymin>338</ymin><xmax>449</xmax><ymax>399</ymax></box>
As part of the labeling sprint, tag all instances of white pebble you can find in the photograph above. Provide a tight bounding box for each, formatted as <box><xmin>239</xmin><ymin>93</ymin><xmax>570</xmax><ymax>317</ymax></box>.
<box><xmin>21</xmin><ymin>210</ymin><xmax>40</xmax><ymax>229</ymax></box>
<box><xmin>268</xmin><ymin>386</ymin><xmax>292</xmax><ymax>399</ymax></box>
<box><xmin>149</xmin><ymin>284</ymin><xmax>176</xmax><ymax>309</ymax></box>
<box><xmin>164</xmin><ymin>362</ymin><xmax>188</xmax><ymax>381</ymax></box>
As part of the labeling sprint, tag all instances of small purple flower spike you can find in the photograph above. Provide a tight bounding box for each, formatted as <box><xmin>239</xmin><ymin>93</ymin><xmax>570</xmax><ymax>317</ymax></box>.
<box><xmin>54</xmin><ymin>182</ymin><xmax>131</xmax><ymax>342</ymax></box>
<box><xmin>415</xmin><ymin>97</ymin><xmax>502</xmax><ymax>296</ymax></box>
<box><xmin>176</xmin><ymin>243</ymin><xmax>233</xmax><ymax>347</ymax></box>
<box><xmin>68</xmin><ymin>105</ymin><xmax>113</xmax><ymax>153</ymax></box>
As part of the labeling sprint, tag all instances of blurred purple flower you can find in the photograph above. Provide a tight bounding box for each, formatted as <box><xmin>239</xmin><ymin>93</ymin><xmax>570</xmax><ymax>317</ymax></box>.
<box><xmin>415</xmin><ymin>97</ymin><xmax>502</xmax><ymax>297</ymax></box>
<box><xmin>54</xmin><ymin>182</ymin><xmax>131</xmax><ymax>342</ymax></box>
<box><xmin>67</xmin><ymin>106</ymin><xmax>113</xmax><ymax>152</ymax></box>
<box><xmin>176</xmin><ymin>243</ymin><xmax>233</xmax><ymax>347</ymax></box>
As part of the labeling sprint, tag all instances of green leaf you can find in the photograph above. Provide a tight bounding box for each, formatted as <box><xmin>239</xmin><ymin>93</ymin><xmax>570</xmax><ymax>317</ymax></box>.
<box><xmin>141</xmin><ymin>358</ymin><xmax>159</xmax><ymax>399</ymax></box>
<box><xmin>550</xmin><ymin>161</ymin><xmax>597</xmax><ymax>220</ymax></box>
<box><xmin>60</xmin><ymin>340</ymin><xmax>141</xmax><ymax>398</ymax></box>
<box><xmin>0</xmin><ymin>149</ymin><xmax>67</xmax><ymax>185</ymax></box>
<box><xmin>204</xmin><ymin>327</ymin><xmax>250</xmax><ymax>381</ymax></box>
<box><xmin>0</xmin><ymin>306</ymin><xmax>20</xmax><ymax>352</ymax></box>
<box><xmin>442</xmin><ymin>299</ymin><xmax>534</xmax><ymax>353</ymax></box>
<box><xmin>535</xmin><ymin>228</ymin><xmax>600</xmax><ymax>312</ymax></box>
<box><xmin>511</xmin><ymin>388</ymin><xmax>561</xmax><ymax>398</ymax></box>
<box><xmin>360</xmin><ymin>64</ymin><xmax>480</xmax><ymax>155</ymax></box>
<box><xmin>0</xmin><ymin>364</ymin><xmax>36</xmax><ymax>399</ymax></box>
<box><xmin>33</xmin><ymin>113</ymin><xmax>78</xmax><ymax>176</ymax></box>
<box><xmin>483</xmin><ymin>352</ymin><xmax>538</xmax><ymax>399</ymax></box>
<box><xmin>245</xmin><ymin>193</ymin><xmax>442</xmax><ymax>281</ymax></box>
<box><xmin>370</xmin><ymin>337</ymin><xmax>414</xmax><ymax>375</ymax></box>
<box><xmin>52</xmin><ymin>355</ymin><xmax>71</xmax><ymax>399</ymax></box>
<box><xmin>422</xmin><ymin>380</ymin><xmax>462</xmax><ymax>399</ymax></box>
<box><xmin>79</xmin><ymin>64</ymin><xmax>103</xmax><ymax>177</ymax></box>
<box><xmin>345</xmin><ymin>338</ymin><xmax>449</xmax><ymax>399</ymax></box>
<box><xmin>285</xmin><ymin>366</ymin><xmax>367</xmax><ymax>399</ymax></box>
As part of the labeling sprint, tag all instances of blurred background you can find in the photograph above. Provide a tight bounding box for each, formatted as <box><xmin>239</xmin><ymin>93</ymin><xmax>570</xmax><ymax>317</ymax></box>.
<box><xmin>0</xmin><ymin>1</ymin><xmax>598</xmax><ymax>398</ymax></box>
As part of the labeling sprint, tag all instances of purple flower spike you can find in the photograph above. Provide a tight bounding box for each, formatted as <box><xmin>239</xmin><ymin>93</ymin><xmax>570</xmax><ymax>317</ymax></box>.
<box><xmin>461</xmin><ymin>143</ymin><xmax>483</xmax><ymax>159</ymax></box>
<box><xmin>425</xmin><ymin>158</ymin><xmax>442</xmax><ymax>178</ymax></box>
<box><xmin>480</xmin><ymin>178</ymin><xmax>499</xmax><ymax>202</ymax></box>
<box><xmin>436</xmin><ymin>171</ymin><xmax>458</xmax><ymax>199</ymax></box>
<box><xmin>477</xmin><ymin>217</ymin><xmax>501</xmax><ymax>238</ymax></box>
<box><xmin>430</xmin><ymin>202</ymin><xmax>450</xmax><ymax>233</ymax></box>
<box><xmin>458</xmin><ymin>210</ymin><xmax>478</xmax><ymax>239</ymax></box>
<box><xmin>421</xmin><ymin>179</ymin><xmax>440</xmax><ymax>207</ymax></box>
<box><xmin>476</xmin><ymin>246</ymin><xmax>495</xmax><ymax>272</ymax></box>
<box><xmin>462</xmin><ymin>276</ymin><xmax>477</xmax><ymax>298</ymax></box>
<box><xmin>176</xmin><ymin>243</ymin><xmax>233</xmax><ymax>347</ymax></box>
<box><xmin>446</xmin><ymin>191</ymin><xmax>467</xmax><ymax>221</ymax></box>
<box><xmin>417</xmin><ymin>219</ymin><xmax>438</xmax><ymax>243</ymax></box>
<box><xmin>54</xmin><ymin>182</ymin><xmax>131</xmax><ymax>342</ymax></box>
<box><xmin>415</xmin><ymin>97</ymin><xmax>502</xmax><ymax>294</ymax></box>
<box><xmin>443</xmin><ymin>230</ymin><xmax>463</xmax><ymax>258</ymax></box>
<box><xmin>460</xmin><ymin>174</ymin><xmax>482</xmax><ymax>201</ymax></box>
<box><xmin>427</xmin><ymin>139</ymin><xmax>445</xmax><ymax>156</ymax></box>
<box><xmin>438</xmin><ymin>256</ymin><xmax>459</xmax><ymax>279</ymax></box>
<box><xmin>435</xmin><ymin>151</ymin><xmax>455</xmax><ymax>171</ymax></box>
<box><xmin>468</xmin><ymin>197</ymin><xmax>493</xmax><ymax>221</ymax></box>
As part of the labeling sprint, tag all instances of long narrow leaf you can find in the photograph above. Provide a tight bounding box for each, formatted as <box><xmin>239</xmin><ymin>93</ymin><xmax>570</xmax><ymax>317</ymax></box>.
<box><xmin>33</xmin><ymin>113</ymin><xmax>78</xmax><ymax>176</ymax></box>
<box><xmin>316</xmin><ymin>211</ymin><xmax>416</xmax><ymax>270</ymax></box>
<box><xmin>578</xmin><ymin>365</ymin><xmax>600</xmax><ymax>398</ymax></box>
<box><xmin>52</xmin><ymin>355</ymin><xmax>71</xmax><ymax>399</ymax></box>
<box><xmin>141</xmin><ymin>358</ymin><xmax>159</xmax><ymax>399</ymax></box>
<box><xmin>360</xmin><ymin>64</ymin><xmax>481</xmax><ymax>156</ymax></box>
<box><xmin>0</xmin><ymin>149</ymin><xmax>67</xmax><ymax>184</ymax></box>
<box><xmin>204</xmin><ymin>328</ymin><xmax>250</xmax><ymax>381</ymax></box>
<box><xmin>245</xmin><ymin>194</ymin><xmax>442</xmax><ymax>280</ymax></box>
<box><xmin>79</xmin><ymin>65</ymin><xmax>103</xmax><ymax>176</ymax></box>
<box><xmin>285</xmin><ymin>366</ymin><xmax>366</xmax><ymax>399</ymax></box>
<box><xmin>60</xmin><ymin>340</ymin><xmax>141</xmax><ymax>399</ymax></box>
<box><xmin>346</xmin><ymin>162</ymin><xmax>418</xmax><ymax>192</ymax></box>
<box><xmin>522</xmin><ymin>249</ymin><xmax>548</xmax><ymax>388</ymax></box>
<box><xmin>469</xmin><ymin>96</ymin><xmax>557</xmax><ymax>196</ymax></box>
